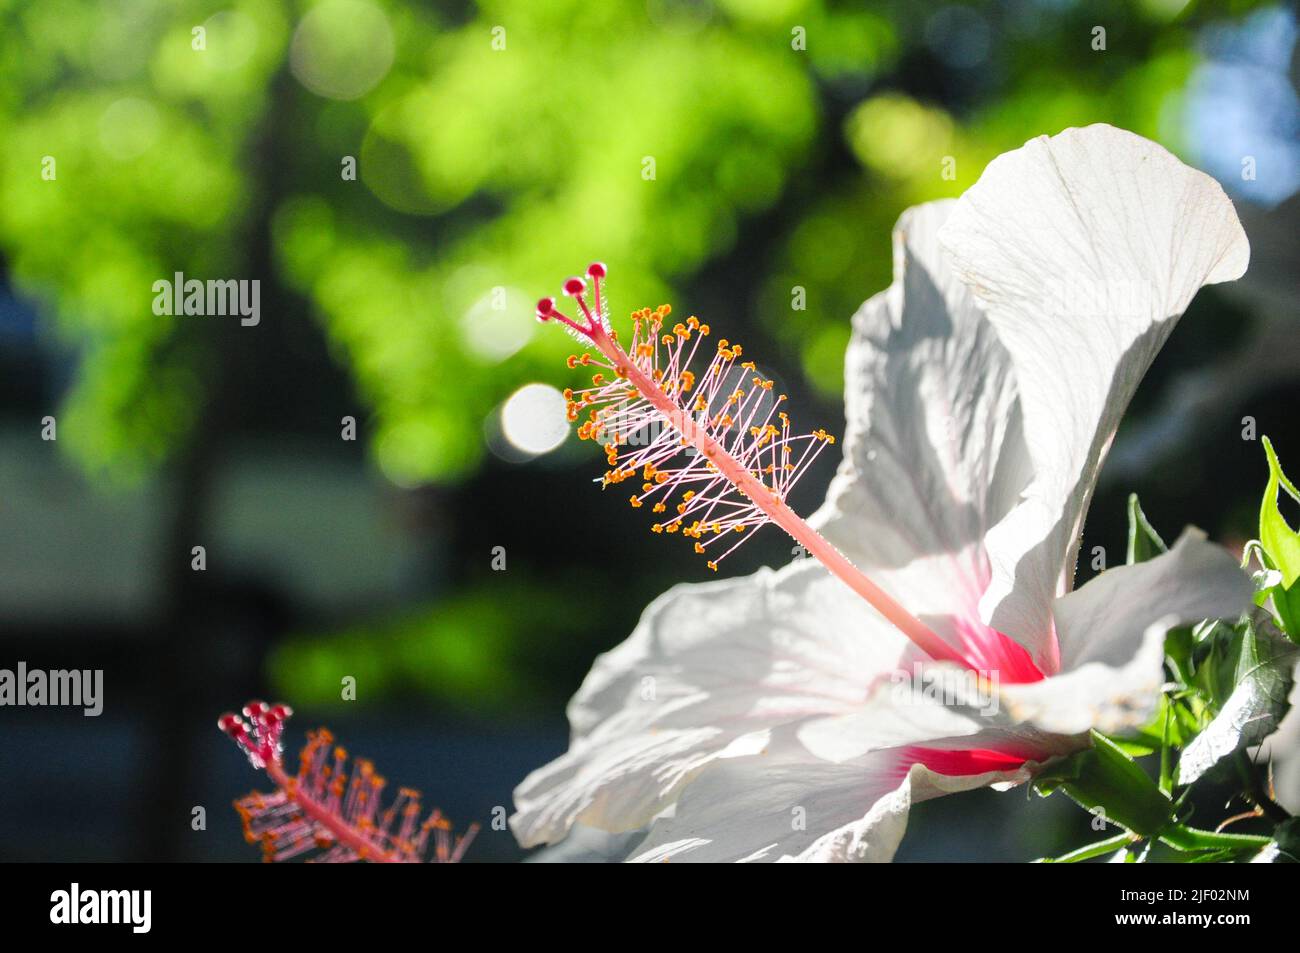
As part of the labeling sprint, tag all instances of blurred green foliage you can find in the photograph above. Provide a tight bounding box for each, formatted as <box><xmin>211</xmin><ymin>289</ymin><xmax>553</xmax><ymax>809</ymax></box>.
<box><xmin>0</xmin><ymin>0</ymin><xmax>1271</xmax><ymax>483</ymax></box>
<box><xmin>0</xmin><ymin>1</ymin><xmax>1279</xmax><ymax>714</ymax></box>
<box><xmin>267</xmin><ymin>579</ymin><xmax>588</xmax><ymax>713</ymax></box>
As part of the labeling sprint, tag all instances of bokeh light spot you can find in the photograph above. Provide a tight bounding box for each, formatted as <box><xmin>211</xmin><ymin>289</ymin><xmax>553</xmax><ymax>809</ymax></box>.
<box><xmin>290</xmin><ymin>0</ymin><xmax>394</xmax><ymax>101</ymax></box>
<box><xmin>500</xmin><ymin>384</ymin><xmax>568</xmax><ymax>457</ymax></box>
<box><xmin>203</xmin><ymin>10</ymin><xmax>259</xmax><ymax>73</ymax></box>
<box><xmin>460</xmin><ymin>287</ymin><xmax>535</xmax><ymax>363</ymax></box>
<box><xmin>844</xmin><ymin>94</ymin><xmax>954</xmax><ymax>180</ymax></box>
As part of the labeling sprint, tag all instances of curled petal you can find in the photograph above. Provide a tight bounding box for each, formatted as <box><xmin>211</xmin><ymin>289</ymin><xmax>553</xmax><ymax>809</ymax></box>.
<box><xmin>939</xmin><ymin>124</ymin><xmax>1249</xmax><ymax>667</ymax></box>
<box><xmin>996</xmin><ymin>531</ymin><xmax>1251</xmax><ymax>736</ymax></box>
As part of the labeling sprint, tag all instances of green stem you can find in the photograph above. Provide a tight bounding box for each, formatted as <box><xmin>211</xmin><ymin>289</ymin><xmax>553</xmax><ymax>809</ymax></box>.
<box><xmin>1158</xmin><ymin>825</ymin><xmax>1271</xmax><ymax>852</ymax></box>
<box><xmin>1158</xmin><ymin>702</ymin><xmax>1173</xmax><ymax>796</ymax></box>
<box><xmin>1037</xmin><ymin>833</ymin><xmax>1135</xmax><ymax>863</ymax></box>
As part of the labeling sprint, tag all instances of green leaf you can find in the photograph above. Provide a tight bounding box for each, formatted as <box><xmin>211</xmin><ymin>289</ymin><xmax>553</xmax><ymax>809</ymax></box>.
<box><xmin>1260</xmin><ymin>437</ymin><xmax>1300</xmax><ymax>588</ymax></box>
<box><xmin>1107</xmin><ymin>736</ymin><xmax>1158</xmax><ymax>758</ymax></box>
<box><xmin>1118</xmin><ymin>694</ymin><xmax>1194</xmax><ymax>757</ymax></box>
<box><xmin>1176</xmin><ymin>616</ymin><xmax>1296</xmax><ymax>785</ymax></box>
<box><xmin>1248</xmin><ymin>540</ymin><xmax>1300</xmax><ymax>639</ymax></box>
<box><xmin>1159</xmin><ymin>700</ymin><xmax>1174</xmax><ymax>795</ymax></box>
<box><xmin>1034</xmin><ymin>731</ymin><xmax>1175</xmax><ymax>837</ymax></box>
<box><xmin>1127</xmin><ymin>493</ymin><xmax>1168</xmax><ymax>565</ymax></box>
<box><xmin>1192</xmin><ymin>620</ymin><xmax>1245</xmax><ymax>711</ymax></box>
<box><xmin>1274</xmin><ymin>582</ymin><xmax>1300</xmax><ymax>638</ymax></box>
<box><xmin>1164</xmin><ymin>625</ymin><xmax>1195</xmax><ymax>686</ymax></box>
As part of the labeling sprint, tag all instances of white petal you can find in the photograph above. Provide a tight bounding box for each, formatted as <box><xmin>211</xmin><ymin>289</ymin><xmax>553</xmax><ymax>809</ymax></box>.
<box><xmin>812</xmin><ymin>200</ymin><xmax>1026</xmax><ymax>633</ymax></box>
<box><xmin>996</xmin><ymin>530</ymin><xmax>1251</xmax><ymax>735</ymax></box>
<box><xmin>995</xmin><ymin>616</ymin><xmax>1171</xmax><ymax>738</ymax></box>
<box><xmin>787</xmin><ymin>763</ymin><xmax>1031</xmax><ymax>863</ymax></box>
<box><xmin>510</xmin><ymin>559</ymin><xmax>911</xmax><ymax>847</ymax></box>
<box><xmin>626</xmin><ymin>744</ymin><xmax>1018</xmax><ymax>863</ymax></box>
<box><xmin>1054</xmin><ymin>530</ymin><xmax>1251</xmax><ymax>670</ymax></box>
<box><xmin>800</xmin><ymin>660</ymin><xmax>1086</xmax><ymax>765</ymax></box>
<box><xmin>523</xmin><ymin>824</ymin><xmax>646</xmax><ymax>863</ymax></box>
<box><xmin>938</xmin><ymin>124</ymin><xmax>1249</xmax><ymax>663</ymax></box>
<box><xmin>1260</xmin><ymin>662</ymin><xmax>1300</xmax><ymax>814</ymax></box>
<box><xmin>796</xmin><ymin>664</ymin><xmax>990</xmax><ymax>763</ymax></box>
<box><xmin>783</xmin><ymin>764</ymin><xmax>915</xmax><ymax>864</ymax></box>
<box><xmin>626</xmin><ymin>753</ymin><xmax>905</xmax><ymax>863</ymax></box>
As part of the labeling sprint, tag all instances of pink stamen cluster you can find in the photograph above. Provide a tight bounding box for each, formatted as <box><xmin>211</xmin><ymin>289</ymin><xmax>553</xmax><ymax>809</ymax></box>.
<box><xmin>219</xmin><ymin>700</ymin><xmax>477</xmax><ymax>864</ymax></box>
<box><xmin>535</xmin><ymin>263</ymin><xmax>975</xmax><ymax>669</ymax></box>
<box><xmin>539</xmin><ymin>263</ymin><xmax>835</xmax><ymax>570</ymax></box>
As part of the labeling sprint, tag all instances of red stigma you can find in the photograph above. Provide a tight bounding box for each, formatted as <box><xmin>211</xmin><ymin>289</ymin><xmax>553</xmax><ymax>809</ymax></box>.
<box><xmin>535</xmin><ymin>265</ymin><xmax>609</xmax><ymax>339</ymax></box>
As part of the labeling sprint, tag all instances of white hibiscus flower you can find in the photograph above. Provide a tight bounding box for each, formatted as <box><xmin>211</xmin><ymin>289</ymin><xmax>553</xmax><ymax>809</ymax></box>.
<box><xmin>513</xmin><ymin>124</ymin><xmax>1253</xmax><ymax>862</ymax></box>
